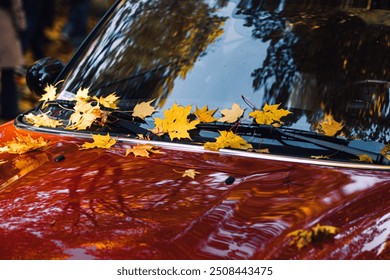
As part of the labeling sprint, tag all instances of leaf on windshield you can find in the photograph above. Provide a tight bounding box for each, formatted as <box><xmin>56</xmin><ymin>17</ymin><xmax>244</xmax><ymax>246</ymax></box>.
<box><xmin>194</xmin><ymin>105</ymin><xmax>217</xmax><ymax>123</ymax></box>
<box><xmin>39</xmin><ymin>84</ymin><xmax>58</xmax><ymax>102</ymax></box>
<box><xmin>80</xmin><ymin>134</ymin><xmax>116</xmax><ymax>150</ymax></box>
<box><xmin>218</xmin><ymin>103</ymin><xmax>245</xmax><ymax>123</ymax></box>
<box><xmin>93</xmin><ymin>93</ymin><xmax>119</xmax><ymax>109</ymax></box>
<box><xmin>151</xmin><ymin>103</ymin><xmax>200</xmax><ymax>140</ymax></box>
<box><xmin>174</xmin><ymin>168</ymin><xmax>201</xmax><ymax>179</ymax></box>
<box><xmin>25</xmin><ymin>113</ymin><xmax>63</xmax><ymax>128</ymax></box>
<box><xmin>357</xmin><ymin>154</ymin><xmax>373</xmax><ymax>163</ymax></box>
<box><xmin>254</xmin><ymin>148</ymin><xmax>270</xmax><ymax>154</ymax></box>
<box><xmin>249</xmin><ymin>103</ymin><xmax>292</xmax><ymax>127</ymax></box>
<box><xmin>317</xmin><ymin>114</ymin><xmax>343</xmax><ymax>137</ymax></box>
<box><xmin>204</xmin><ymin>130</ymin><xmax>253</xmax><ymax>151</ymax></box>
<box><xmin>288</xmin><ymin>224</ymin><xmax>339</xmax><ymax>250</ymax></box>
<box><xmin>75</xmin><ymin>87</ymin><xmax>91</xmax><ymax>101</ymax></box>
<box><xmin>0</xmin><ymin>134</ymin><xmax>48</xmax><ymax>154</ymax></box>
<box><xmin>125</xmin><ymin>144</ymin><xmax>161</xmax><ymax>157</ymax></box>
<box><xmin>380</xmin><ymin>144</ymin><xmax>390</xmax><ymax>160</ymax></box>
<box><xmin>132</xmin><ymin>99</ymin><xmax>156</xmax><ymax>120</ymax></box>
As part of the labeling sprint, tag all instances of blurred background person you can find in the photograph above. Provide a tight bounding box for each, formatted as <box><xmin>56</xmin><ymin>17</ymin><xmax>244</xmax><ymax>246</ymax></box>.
<box><xmin>0</xmin><ymin>0</ymin><xmax>26</xmax><ymax>120</ymax></box>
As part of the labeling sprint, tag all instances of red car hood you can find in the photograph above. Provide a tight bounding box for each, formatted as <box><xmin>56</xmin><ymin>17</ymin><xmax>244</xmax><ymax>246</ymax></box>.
<box><xmin>1</xmin><ymin>122</ymin><xmax>390</xmax><ymax>259</ymax></box>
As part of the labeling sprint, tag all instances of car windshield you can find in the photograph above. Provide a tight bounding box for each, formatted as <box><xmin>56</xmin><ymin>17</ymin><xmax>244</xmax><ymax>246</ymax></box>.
<box><xmin>32</xmin><ymin>0</ymin><xmax>390</xmax><ymax>165</ymax></box>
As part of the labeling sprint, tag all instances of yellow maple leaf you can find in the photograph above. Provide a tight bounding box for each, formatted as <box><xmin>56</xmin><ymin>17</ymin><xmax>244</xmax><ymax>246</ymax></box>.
<box><xmin>358</xmin><ymin>154</ymin><xmax>373</xmax><ymax>163</ymax></box>
<box><xmin>125</xmin><ymin>144</ymin><xmax>161</xmax><ymax>157</ymax></box>
<box><xmin>151</xmin><ymin>103</ymin><xmax>200</xmax><ymax>140</ymax></box>
<box><xmin>249</xmin><ymin>103</ymin><xmax>292</xmax><ymax>127</ymax></box>
<box><xmin>80</xmin><ymin>134</ymin><xmax>116</xmax><ymax>150</ymax></box>
<box><xmin>132</xmin><ymin>99</ymin><xmax>156</xmax><ymax>120</ymax></box>
<box><xmin>218</xmin><ymin>103</ymin><xmax>245</xmax><ymax>123</ymax></box>
<box><xmin>194</xmin><ymin>105</ymin><xmax>217</xmax><ymax>123</ymax></box>
<box><xmin>380</xmin><ymin>144</ymin><xmax>390</xmax><ymax>160</ymax></box>
<box><xmin>0</xmin><ymin>134</ymin><xmax>48</xmax><ymax>154</ymax></box>
<box><xmin>174</xmin><ymin>168</ymin><xmax>201</xmax><ymax>179</ymax></box>
<box><xmin>288</xmin><ymin>224</ymin><xmax>338</xmax><ymax>250</ymax></box>
<box><xmin>39</xmin><ymin>84</ymin><xmax>58</xmax><ymax>102</ymax></box>
<box><xmin>25</xmin><ymin>113</ymin><xmax>63</xmax><ymax>128</ymax></box>
<box><xmin>317</xmin><ymin>114</ymin><xmax>343</xmax><ymax>136</ymax></box>
<box><xmin>93</xmin><ymin>93</ymin><xmax>119</xmax><ymax>109</ymax></box>
<box><xmin>204</xmin><ymin>130</ymin><xmax>253</xmax><ymax>151</ymax></box>
<box><xmin>76</xmin><ymin>87</ymin><xmax>91</xmax><ymax>101</ymax></box>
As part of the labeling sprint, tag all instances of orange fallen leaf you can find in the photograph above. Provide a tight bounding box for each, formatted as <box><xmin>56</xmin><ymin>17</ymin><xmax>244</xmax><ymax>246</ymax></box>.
<box><xmin>317</xmin><ymin>114</ymin><xmax>343</xmax><ymax>136</ymax></box>
<box><xmin>125</xmin><ymin>144</ymin><xmax>161</xmax><ymax>157</ymax></box>
<box><xmin>204</xmin><ymin>130</ymin><xmax>252</xmax><ymax>151</ymax></box>
<box><xmin>288</xmin><ymin>224</ymin><xmax>338</xmax><ymax>250</ymax></box>
<box><xmin>151</xmin><ymin>103</ymin><xmax>200</xmax><ymax>140</ymax></box>
<box><xmin>80</xmin><ymin>134</ymin><xmax>116</xmax><ymax>150</ymax></box>
<box><xmin>93</xmin><ymin>93</ymin><xmax>119</xmax><ymax>109</ymax></box>
<box><xmin>25</xmin><ymin>113</ymin><xmax>63</xmax><ymax>128</ymax></box>
<box><xmin>174</xmin><ymin>168</ymin><xmax>201</xmax><ymax>179</ymax></box>
<box><xmin>249</xmin><ymin>103</ymin><xmax>291</xmax><ymax>127</ymax></box>
<box><xmin>0</xmin><ymin>134</ymin><xmax>48</xmax><ymax>154</ymax></box>
<box><xmin>357</xmin><ymin>154</ymin><xmax>373</xmax><ymax>163</ymax></box>
<box><xmin>194</xmin><ymin>105</ymin><xmax>217</xmax><ymax>123</ymax></box>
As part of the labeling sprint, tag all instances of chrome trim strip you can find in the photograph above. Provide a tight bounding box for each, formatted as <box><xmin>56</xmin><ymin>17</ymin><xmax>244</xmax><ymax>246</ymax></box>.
<box><xmin>14</xmin><ymin>122</ymin><xmax>390</xmax><ymax>171</ymax></box>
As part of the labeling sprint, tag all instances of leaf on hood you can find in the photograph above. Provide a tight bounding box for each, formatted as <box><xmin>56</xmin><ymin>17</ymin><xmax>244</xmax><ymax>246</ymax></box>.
<box><xmin>125</xmin><ymin>144</ymin><xmax>161</xmax><ymax>157</ymax></box>
<box><xmin>132</xmin><ymin>99</ymin><xmax>156</xmax><ymax>120</ymax></box>
<box><xmin>311</xmin><ymin>155</ymin><xmax>330</xmax><ymax>160</ymax></box>
<box><xmin>194</xmin><ymin>105</ymin><xmax>217</xmax><ymax>123</ymax></box>
<box><xmin>93</xmin><ymin>93</ymin><xmax>119</xmax><ymax>109</ymax></box>
<box><xmin>218</xmin><ymin>103</ymin><xmax>245</xmax><ymax>123</ymax></box>
<box><xmin>317</xmin><ymin>114</ymin><xmax>343</xmax><ymax>137</ymax></box>
<box><xmin>151</xmin><ymin>103</ymin><xmax>200</xmax><ymax>140</ymax></box>
<box><xmin>0</xmin><ymin>134</ymin><xmax>48</xmax><ymax>154</ymax></box>
<box><xmin>249</xmin><ymin>103</ymin><xmax>292</xmax><ymax>127</ymax></box>
<box><xmin>204</xmin><ymin>130</ymin><xmax>253</xmax><ymax>151</ymax></box>
<box><xmin>25</xmin><ymin>113</ymin><xmax>63</xmax><ymax>128</ymax></box>
<box><xmin>0</xmin><ymin>159</ymin><xmax>6</xmax><ymax>166</ymax></box>
<box><xmin>174</xmin><ymin>168</ymin><xmax>201</xmax><ymax>179</ymax></box>
<box><xmin>80</xmin><ymin>134</ymin><xmax>116</xmax><ymax>150</ymax></box>
<box><xmin>288</xmin><ymin>224</ymin><xmax>339</xmax><ymax>250</ymax></box>
<box><xmin>39</xmin><ymin>84</ymin><xmax>58</xmax><ymax>102</ymax></box>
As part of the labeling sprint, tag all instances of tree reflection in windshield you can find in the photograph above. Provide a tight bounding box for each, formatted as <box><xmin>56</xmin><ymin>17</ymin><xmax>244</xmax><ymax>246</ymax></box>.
<box><xmin>59</xmin><ymin>0</ymin><xmax>390</xmax><ymax>144</ymax></box>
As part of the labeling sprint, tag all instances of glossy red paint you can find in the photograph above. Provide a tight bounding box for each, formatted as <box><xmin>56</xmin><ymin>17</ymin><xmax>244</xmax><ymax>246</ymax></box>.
<box><xmin>1</xmin><ymin>122</ymin><xmax>390</xmax><ymax>259</ymax></box>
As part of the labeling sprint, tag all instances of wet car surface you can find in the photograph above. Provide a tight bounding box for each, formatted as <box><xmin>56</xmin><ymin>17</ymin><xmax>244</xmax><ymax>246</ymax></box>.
<box><xmin>1</xmin><ymin>0</ymin><xmax>390</xmax><ymax>259</ymax></box>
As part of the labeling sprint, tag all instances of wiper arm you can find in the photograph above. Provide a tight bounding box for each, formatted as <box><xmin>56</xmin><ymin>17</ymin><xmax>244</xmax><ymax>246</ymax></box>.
<box><xmin>195</xmin><ymin>123</ymin><xmax>389</xmax><ymax>165</ymax></box>
<box><xmin>274</xmin><ymin>128</ymin><xmax>390</xmax><ymax>165</ymax></box>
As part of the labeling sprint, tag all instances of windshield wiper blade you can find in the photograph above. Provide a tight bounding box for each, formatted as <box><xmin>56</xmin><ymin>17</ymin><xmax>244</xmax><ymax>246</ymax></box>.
<box><xmin>274</xmin><ymin>128</ymin><xmax>390</xmax><ymax>165</ymax></box>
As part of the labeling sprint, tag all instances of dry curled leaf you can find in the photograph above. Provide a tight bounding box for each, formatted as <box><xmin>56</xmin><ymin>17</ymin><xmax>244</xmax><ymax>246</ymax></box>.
<box><xmin>357</xmin><ymin>154</ymin><xmax>373</xmax><ymax>163</ymax></box>
<box><xmin>0</xmin><ymin>134</ymin><xmax>48</xmax><ymax>154</ymax></box>
<box><xmin>249</xmin><ymin>103</ymin><xmax>291</xmax><ymax>127</ymax></box>
<box><xmin>288</xmin><ymin>224</ymin><xmax>339</xmax><ymax>250</ymax></box>
<box><xmin>132</xmin><ymin>99</ymin><xmax>156</xmax><ymax>120</ymax></box>
<box><xmin>311</xmin><ymin>155</ymin><xmax>330</xmax><ymax>160</ymax></box>
<box><xmin>125</xmin><ymin>144</ymin><xmax>161</xmax><ymax>157</ymax></box>
<box><xmin>317</xmin><ymin>114</ymin><xmax>343</xmax><ymax>136</ymax></box>
<box><xmin>174</xmin><ymin>168</ymin><xmax>201</xmax><ymax>179</ymax></box>
<box><xmin>93</xmin><ymin>93</ymin><xmax>119</xmax><ymax>109</ymax></box>
<box><xmin>151</xmin><ymin>103</ymin><xmax>200</xmax><ymax>140</ymax></box>
<box><xmin>25</xmin><ymin>113</ymin><xmax>63</xmax><ymax>128</ymax></box>
<box><xmin>194</xmin><ymin>105</ymin><xmax>217</xmax><ymax>123</ymax></box>
<box><xmin>204</xmin><ymin>130</ymin><xmax>253</xmax><ymax>151</ymax></box>
<box><xmin>80</xmin><ymin>134</ymin><xmax>116</xmax><ymax>150</ymax></box>
<box><xmin>218</xmin><ymin>103</ymin><xmax>245</xmax><ymax>123</ymax></box>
